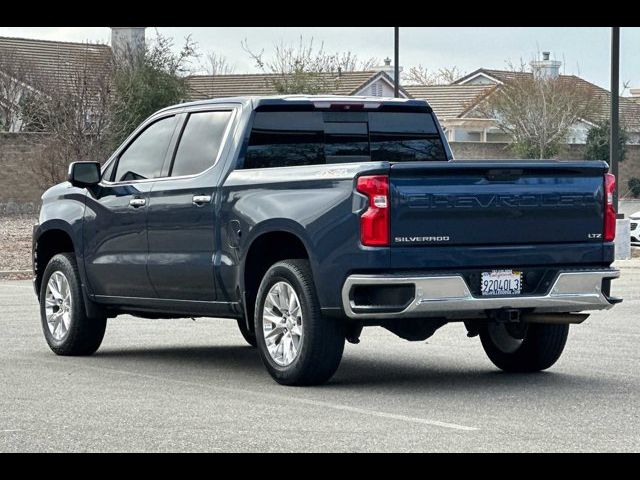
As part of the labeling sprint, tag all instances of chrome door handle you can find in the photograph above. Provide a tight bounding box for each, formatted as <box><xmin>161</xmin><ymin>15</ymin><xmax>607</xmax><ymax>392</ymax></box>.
<box><xmin>192</xmin><ymin>195</ymin><xmax>212</xmax><ymax>206</ymax></box>
<box><xmin>129</xmin><ymin>198</ymin><xmax>146</xmax><ymax>208</ymax></box>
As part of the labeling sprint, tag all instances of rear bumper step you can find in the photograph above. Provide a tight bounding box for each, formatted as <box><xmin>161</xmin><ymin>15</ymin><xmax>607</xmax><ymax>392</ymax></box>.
<box><xmin>341</xmin><ymin>269</ymin><xmax>620</xmax><ymax>319</ymax></box>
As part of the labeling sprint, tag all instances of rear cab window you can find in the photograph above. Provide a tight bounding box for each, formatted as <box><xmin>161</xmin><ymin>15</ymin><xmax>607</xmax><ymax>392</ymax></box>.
<box><xmin>243</xmin><ymin>107</ymin><xmax>447</xmax><ymax>169</ymax></box>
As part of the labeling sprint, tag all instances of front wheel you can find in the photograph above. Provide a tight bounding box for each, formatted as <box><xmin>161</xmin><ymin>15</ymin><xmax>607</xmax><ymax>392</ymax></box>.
<box><xmin>254</xmin><ymin>259</ymin><xmax>345</xmax><ymax>386</ymax></box>
<box><xmin>479</xmin><ymin>321</ymin><xmax>569</xmax><ymax>372</ymax></box>
<box><xmin>236</xmin><ymin>318</ymin><xmax>257</xmax><ymax>348</ymax></box>
<box><xmin>39</xmin><ymin>253</ymin><xmax>107</xmax><ymax>356</ymax></box>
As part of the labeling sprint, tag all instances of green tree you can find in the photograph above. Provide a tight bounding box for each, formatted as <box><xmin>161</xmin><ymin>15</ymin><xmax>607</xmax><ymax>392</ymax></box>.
<box><xmin>584</xmin><ymin>119</ymin><xmax>628</xmax><ymax>163</ymax></box>
<box><xmin>111</xmin><ymin>31</ymin><xmax>198</xmax><ymax>146</ymax></box>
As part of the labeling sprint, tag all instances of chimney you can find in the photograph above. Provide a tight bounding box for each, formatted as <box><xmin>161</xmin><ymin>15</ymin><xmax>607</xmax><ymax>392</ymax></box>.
<box><xmin>530</xmin><ymin>51</ymin><xmax>561</xmax><ymax>79</ymax></box>
<box><xmin>374</xmin><ymin>56</ymin><xmax>402</xmax><ymax>81</ymax></box>
<box><xmin>110</xmin><ymin>27</ymin><xmax>146</xmax><ymax>65</ymax></box>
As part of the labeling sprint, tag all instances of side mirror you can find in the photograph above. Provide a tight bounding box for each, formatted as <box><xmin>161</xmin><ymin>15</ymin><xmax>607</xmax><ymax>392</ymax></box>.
<box><xmin>68</xmin><ymin>161</ymin><xmax>101</xmax><ymax>187</ymax></box>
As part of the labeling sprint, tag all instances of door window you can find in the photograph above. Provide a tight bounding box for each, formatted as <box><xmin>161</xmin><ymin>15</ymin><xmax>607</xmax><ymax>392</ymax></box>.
<box><xmin>113</xmin><ymin>115</ymin><xmax>177</xmax><ymax>182</ymax></box>
<box><xmin>170</xmin><ymin>110</ymin><xmax>233</xmax><ymax>177</ymax></box>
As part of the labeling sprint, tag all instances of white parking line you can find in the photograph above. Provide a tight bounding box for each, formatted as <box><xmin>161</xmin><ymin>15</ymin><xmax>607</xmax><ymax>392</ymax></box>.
<box><xmin>25</xmin><ymin>357</ymin><xmax>479</xmax><ymax>432</ymax></box>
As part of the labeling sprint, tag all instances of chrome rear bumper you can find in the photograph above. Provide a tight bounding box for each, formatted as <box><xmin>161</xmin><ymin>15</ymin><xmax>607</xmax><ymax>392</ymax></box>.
<box><xmin>341</xmin><ymin>269</ymin><xmax>620</xmax><ymax>319</ymax></box>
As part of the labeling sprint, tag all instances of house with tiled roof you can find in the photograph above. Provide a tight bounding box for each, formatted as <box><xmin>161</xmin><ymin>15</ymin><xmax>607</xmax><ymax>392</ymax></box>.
<box><xmin>406</xmin><ymin>54</ymin><xmax>640</xmax><ymax>145</ymax></box>
<box><xmin>2</xmin><ymin>31</ymin><xmax>638</xmax><ymax>148</ymax></box>
<box><xmin>403</xmin><ymin>83</ymin><xmax>502</xmax><ymax>141</ymax></box>
<box><xmin>186</xmin><ymin>58</ymin><xmax>411</xmax><ymax>101</ymax></box>
<box><xmin>0</xmin><ymin>28</ymin><xmax>143</xmax><ymax>132</ymax></box>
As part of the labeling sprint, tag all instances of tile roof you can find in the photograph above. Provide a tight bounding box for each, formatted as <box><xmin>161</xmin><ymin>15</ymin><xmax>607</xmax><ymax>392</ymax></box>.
<box><xmin>0</xmin><ymin>36</ymin><xmax>113</xmax><ymax>98</ymax></box>
<box><xmin>186</xmin><ymin>70</ymin><xmax>407</xmax><ymax>100</ymax></box>
<box><xmin>403</xmin><ymin>84</ymin><xmax>496</xmax><ymax>119</ymax></box>
<box><xmin>2</xmin><ymin>35</ymin><xmax>636</xmax><ymax>134</ymax></box>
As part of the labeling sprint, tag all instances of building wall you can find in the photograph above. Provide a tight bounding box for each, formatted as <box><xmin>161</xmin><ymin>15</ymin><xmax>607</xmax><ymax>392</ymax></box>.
<box><xmin>450</xmin><ymin>141</ymin><xmax>640</xmax><ymax>200</ymax></box>
<box><xmin>356</xmin><ymin>78</ymin><xmax>398</xmax><ymax>97</ymax></box>
<box><xmin>0</xmin><ymin>133</ymin><xmax>47</xmax><ymax>213</ymax></box>
<box><xmin>448</xmin><ymin>121</ymin><xmax>594</xmax><ymax>145</ymax></box>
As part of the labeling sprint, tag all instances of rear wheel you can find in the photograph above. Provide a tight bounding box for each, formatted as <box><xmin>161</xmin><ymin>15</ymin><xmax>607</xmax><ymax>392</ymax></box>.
<box><xmin>479</xmin><ymin>321</ymin><xmax>569</xmax><ymax>372</ymax></box>
<box><xmin>254</xmin><ymin>259</ymin><xmax>345</xmax><ymax>386</ymax></box>
<box><xmin>40</xmin><ymin>253</ymin><xmax>107</xmax><ymax>356</ymax></box>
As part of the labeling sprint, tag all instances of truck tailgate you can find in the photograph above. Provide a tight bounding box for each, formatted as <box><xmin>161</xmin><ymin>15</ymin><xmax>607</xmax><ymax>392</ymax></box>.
<box><xmin>390</xmin><ymin>161</ymin><xmax>608</xmax><ymax>247</ymax></box>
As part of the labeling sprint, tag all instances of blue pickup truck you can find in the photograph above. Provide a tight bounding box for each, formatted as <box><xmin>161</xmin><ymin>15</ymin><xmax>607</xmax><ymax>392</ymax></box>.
<box><xmin>32</xmin><ymin>95</ymin><xmax>621</xmax><ymax>385</ymax></box>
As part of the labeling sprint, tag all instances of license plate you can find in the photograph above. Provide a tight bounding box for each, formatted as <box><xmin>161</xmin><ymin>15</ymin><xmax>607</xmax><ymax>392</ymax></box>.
<box><xmin>481</xmin><ymin>270</ymin><xmax>522</xmax><ymax>296</ymax></box>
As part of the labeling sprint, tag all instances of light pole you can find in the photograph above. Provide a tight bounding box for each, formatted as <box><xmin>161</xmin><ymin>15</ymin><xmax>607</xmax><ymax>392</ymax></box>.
<box><xmin>610</xmin><ymin>26</ymin><xmax>620</xmax><ymax>214</ymax></box>
<box><xmin>394</xmin><ymin>27</ymin><xmax>400</xmax><ymax>98</ymax></box>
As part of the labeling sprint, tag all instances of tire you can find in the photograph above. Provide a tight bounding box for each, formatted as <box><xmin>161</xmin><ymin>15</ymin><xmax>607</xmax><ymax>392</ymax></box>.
<box><xmin>236</xmin><ymin>318</ymin><xmax>257</xmax><ymax>348</ymax></box>
<box><xmin>254</xmin><ymin>259</ymin><xmax>345</xmax><ymax>386</ymax></box>
<box><xmin>479</xmin><ymin>321</ymin><xmax>569</xmax><ymax>373</ymax></box>
<box><xmin>39</xmin><ymin>253</ymin><xmax>107</xmax><ymax>356</ymax></box>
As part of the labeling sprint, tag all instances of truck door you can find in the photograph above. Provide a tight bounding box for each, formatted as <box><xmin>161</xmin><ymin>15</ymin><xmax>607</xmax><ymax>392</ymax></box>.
<box><xmin>83</xmin><ymin>114</ymin><xmax>179</xmax><ymax>298</ymax></box>
<box><xmin>146</xmin><ymin>109</ymin><xmax>236</xmax><ymax>301</ymax></box>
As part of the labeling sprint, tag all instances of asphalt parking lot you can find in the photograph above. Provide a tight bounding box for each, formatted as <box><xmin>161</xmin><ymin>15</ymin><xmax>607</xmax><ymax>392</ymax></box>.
<box><xmin>1</xmin><ymin>264</ymin><xmax>639</xmax><ymax>452</ymax></box>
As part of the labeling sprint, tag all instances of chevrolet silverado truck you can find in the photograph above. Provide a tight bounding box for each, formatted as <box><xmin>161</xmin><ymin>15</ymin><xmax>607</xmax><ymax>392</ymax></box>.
<box><xmin>32</xmin><ymin>95</ymin><xmax>621</xmax><ymax>385</ymax></box>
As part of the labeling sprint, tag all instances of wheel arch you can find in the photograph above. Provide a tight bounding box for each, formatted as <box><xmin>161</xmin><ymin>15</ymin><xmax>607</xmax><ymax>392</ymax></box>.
<box><xmin>33</xmin><ymin>221</ymin><xmax>78</xmax><ymax>294</ymax></box>
<box><xmin>240</xmin><ymin>223</ymin><xmax>313</xmax><ymax>333</ymax></box>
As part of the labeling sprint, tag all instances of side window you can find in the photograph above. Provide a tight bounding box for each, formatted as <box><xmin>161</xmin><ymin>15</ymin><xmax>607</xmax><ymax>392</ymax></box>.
<box><xmin>170</xmin><ymin>110</ymin><xmax>232</xmax><ymax>177</ymax></box>
<box><xmin>113</xmin><ymin>116</ymin><xmax>177</xmax><ymax>182</ymax></box>
<box><xmin>244</xmin><ymin>112</ymin><xmax>324</xmax><ymax>169</ymax></box>
<box><xmin>101</xmin><ymin>158</ymin><xmax>116</xmax><ymax>182</ymax></box>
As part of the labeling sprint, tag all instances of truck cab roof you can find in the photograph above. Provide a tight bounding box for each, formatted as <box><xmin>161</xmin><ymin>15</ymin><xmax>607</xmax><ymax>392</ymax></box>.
<box><xmin>158</xmin><ymin>95</ymin><xmax>433</xmax><ymax>115</ymax></box>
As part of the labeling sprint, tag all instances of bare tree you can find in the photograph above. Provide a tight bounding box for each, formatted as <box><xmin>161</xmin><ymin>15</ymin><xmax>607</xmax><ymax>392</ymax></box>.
<box><xmin>332</xmin><ymin>51</ymin><xmax>378</xmax><ymax>72</ymax></box>
<box><xmin>437</xmin><ymin>67</ymin><xmax>464</xmax><ymax>84</ymax></box>
<box><xmin>242</xmin><ymin>36</ymin><xmax>377</xmax><ymax>94</ymax></box>
<box><xmin>1</xmin><ymin>32</ymin><xmax>200</xmax><ymax>193</ymax></box>
<box><xmin>16</xmin><ymin>44</ymin><xmax>119</xmax><ymax>189</ymax></box>
<box><xmin>478</xmin><ymin>64</ymin><xmax>597</xmax><ymax>159</ymax></box>
<box><xmin>403</xmin><ymin>65</ymin><xmax>464</xmax><ymax>85</ymax></box>
<box><xmin>200</xmin><ymin>51</ymin><xmax>235</xmax><ymax>76</ymax></box>
<box><xmin>0</xmin><ymin>49</ymin><xmax>39</xmax><ymax>132</ymax></box>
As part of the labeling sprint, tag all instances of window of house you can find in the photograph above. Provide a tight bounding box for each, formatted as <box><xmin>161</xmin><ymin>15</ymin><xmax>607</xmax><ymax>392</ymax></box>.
<box><xmin>170</xmin><ymin>111</ymin><xmax>233</xmax><ymax>177</ymax></box>
<box><xmin>113</xmin><ymin>116</ymin><xmax>177</xmax><ymax>182</ymax></box>
<box><xmin>465</xmin><ymin>131</ymin><xmax>482</xmax><ymax>142</ymax></box>
<box><xmin>370</xmin><ymin>83</ymin><xmax>383</xmax><ymax>96</ymax></box>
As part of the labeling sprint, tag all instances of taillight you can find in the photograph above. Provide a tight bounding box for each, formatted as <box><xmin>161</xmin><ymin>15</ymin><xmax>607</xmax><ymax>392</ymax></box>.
<box><xmin>604</xmin><ymin>173</ymin><xmax>616</xmax><ymax>242</ymax></box>
<box><xmin>356</xmin><ymin>175</ymin><xmax>389</xmax><ymax>246</ymax></box>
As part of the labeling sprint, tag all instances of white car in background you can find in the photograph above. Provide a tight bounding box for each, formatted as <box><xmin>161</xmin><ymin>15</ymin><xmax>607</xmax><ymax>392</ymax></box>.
<box><xmin>630</xmin><ymin>211</ymin><xmax>640</xmax><ymax>243</ymax></box>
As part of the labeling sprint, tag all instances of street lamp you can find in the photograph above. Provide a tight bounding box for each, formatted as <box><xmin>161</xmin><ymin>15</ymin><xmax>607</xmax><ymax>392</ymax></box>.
<box><xmin>610</xmin><ymin>26</ymin><xmax>620</xmax><ymax>214</ymax></box>
<box><xmin>394</xmin><ymin>27</ymin><xmax>400</xmax><ymax>98</ymax></box>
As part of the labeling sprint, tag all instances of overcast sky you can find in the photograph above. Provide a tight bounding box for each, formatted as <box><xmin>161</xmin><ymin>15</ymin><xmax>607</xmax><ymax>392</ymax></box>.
<box><xmin>0</xmin><ymin>27</ymin><xmax>638</xmax><ymax>93</ymax></box>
